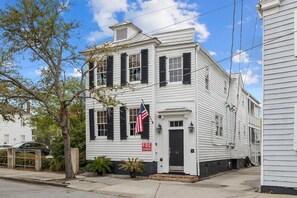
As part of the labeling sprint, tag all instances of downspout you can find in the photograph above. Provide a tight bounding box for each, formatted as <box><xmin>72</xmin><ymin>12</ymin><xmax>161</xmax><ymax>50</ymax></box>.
<box><xmin>195</xmin><ymin>44</ymin><xmax>200</xmax><ymax>176</ymax></box>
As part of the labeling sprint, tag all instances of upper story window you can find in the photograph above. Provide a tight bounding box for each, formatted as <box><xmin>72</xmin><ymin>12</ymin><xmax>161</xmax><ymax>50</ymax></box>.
<box><xmin>116</xmin><ymin>28</ymin><xmax>128</xmax><ymax>41</ymax></box>
<box><xmin>169</xmin><ymin>57</ymin><xmax>182</xmax><ymax>82</ymax></box>
<box><xmin>224</xmin><ymin>81</ymin><xmax>227</xmax><ymax>94</ymax></box>
<box><xmin>205</xmin><ymin>67</ymin><xmax>209</xmax><ymax>90</ymax></box>
<box><xmin>96</xmin><ymin>59</ymin><xmax>107</xmax><ymax>86</ymax></box>
<box><xmin>21</xmin><ymin>135</ymin><xmax>25</xmax><ymax>142</ymax></box>
<box><xmin>129</xmin><ymin>54</ymin><xmax>141</xmax><ymax>82</ymax></box>
<box><xmin>97</xmin><ymin>111</ymin><xmax>107</xmax><ymax>136</ymax></box>
<box><xmin>215</xmin><ymin>115</ymin><xmax>223</xmax><ymax>137</ymax></box>
<box><xmin>4</xmin><ymin>134</ymin><xmax>9</xmax><ymax>143</ymax></box>
<box><xmin>129</xmin><ymin>108</ymin><xmax>140</xmax><ymax>136</ymax></box>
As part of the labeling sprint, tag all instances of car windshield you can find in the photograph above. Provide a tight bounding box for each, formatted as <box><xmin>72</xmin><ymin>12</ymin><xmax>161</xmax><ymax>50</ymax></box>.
<box><xmin>12</xmin><ymin>142</ymin><xmax>25</xmax><ymax>148</ymax></box>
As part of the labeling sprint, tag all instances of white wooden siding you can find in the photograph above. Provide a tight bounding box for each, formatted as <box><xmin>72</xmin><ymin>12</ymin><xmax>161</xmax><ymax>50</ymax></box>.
<box><xmin>262</xmin><ymin>0</ymin><xmax>297</xmax><ymax>188</ymax></box>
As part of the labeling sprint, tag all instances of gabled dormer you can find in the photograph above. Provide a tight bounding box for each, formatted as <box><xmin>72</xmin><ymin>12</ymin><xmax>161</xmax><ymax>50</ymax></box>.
<box><xmin>109</xmin><ymin>21</ymin><xmax>142</xmax><ymax>42</ymax></box>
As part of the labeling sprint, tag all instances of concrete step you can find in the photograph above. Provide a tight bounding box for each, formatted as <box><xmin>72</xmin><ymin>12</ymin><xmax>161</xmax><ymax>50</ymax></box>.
<box><xmin>149</xmin><ymin>174</ymin><xmax>198</xmax><ymax>183</ymax></box>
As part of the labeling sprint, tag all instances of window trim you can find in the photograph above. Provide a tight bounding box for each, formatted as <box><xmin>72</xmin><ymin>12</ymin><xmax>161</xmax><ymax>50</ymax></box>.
<box><xmin>205</xmin><ymin>67</ymin><xmax>210</xmax><ymax>90</ymax></box>
<box><xmin>95</xmin><ymin>58</ymin><xmax>107</xmax><ymax>87</ymax></box>
<box><xmin>128</xmin><ymin>107</ymin><xmax>141</xmax><ymax>138</ymax></box>
<box><xmin>96</xmin><ymin>110</ymin><xmax>108</xmax><ymax>138</ymax></box>
<box><xmin>115</xmin><ymin>28</ymin><xmax>128</xmax><ymax>41</ymax></box>
<box><xmin>167</xmin><ymin>56</ymin><xmax>183</xmax><ymax>84</ymax></box>
<box><xmin>215</xmin><ymin>114</ymin><xmax>223</xmax><ymax>137</ymax></box>
<box><xmin>127</xmin><ymin>53</ymin><xmax>141</xmax><ymax>83</ymax></box>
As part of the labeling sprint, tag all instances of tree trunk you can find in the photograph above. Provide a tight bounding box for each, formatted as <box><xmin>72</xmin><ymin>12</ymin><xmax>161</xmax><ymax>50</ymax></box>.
<box><xmin>61</xmin><ymin>105</ymin><xmax>75</xmax><ymax>180</ymax></box>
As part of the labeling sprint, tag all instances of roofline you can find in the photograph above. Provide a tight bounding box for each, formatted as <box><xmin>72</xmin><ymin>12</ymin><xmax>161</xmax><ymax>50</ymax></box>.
<box><xmin>197</xmin><ymin>43</ymin><xmax>230</xmax><ymax>78</ymax></box>
<box><xmin>109</xmin><ymin>21</ymin><xmax>142</xmax><ymax>32</ymax></box>
<box><xmin>152</xmin><ymin>27</ymin><xmax>195</xmax><ymax>36</ymax></box>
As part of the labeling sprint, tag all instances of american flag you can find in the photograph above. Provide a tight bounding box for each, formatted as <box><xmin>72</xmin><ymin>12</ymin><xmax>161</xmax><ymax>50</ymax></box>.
<box><xmin>135</xmin><ymin>103</ymin><xmax>148</xmax><ymax>134</ymax></box>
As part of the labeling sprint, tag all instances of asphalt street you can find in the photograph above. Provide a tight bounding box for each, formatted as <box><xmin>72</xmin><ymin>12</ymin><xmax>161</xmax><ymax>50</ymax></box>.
<box><xmin>0</xmin><ymin>179</ymin><xmax>117</xmax><ymax>198</ymax></box>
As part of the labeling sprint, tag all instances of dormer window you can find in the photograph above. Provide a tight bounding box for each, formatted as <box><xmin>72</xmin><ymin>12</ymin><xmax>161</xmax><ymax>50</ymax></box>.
<box><xmin>116</xmin><ymin>28</ymin><xmax>128</xmax><ymax>41</ymax></box>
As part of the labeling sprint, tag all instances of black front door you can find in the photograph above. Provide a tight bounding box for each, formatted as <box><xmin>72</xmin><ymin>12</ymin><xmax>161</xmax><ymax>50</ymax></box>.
<box><xmin>169</xmin><ymin>130</ymin><xmax>184</xmax><ymax>172</ymax></box>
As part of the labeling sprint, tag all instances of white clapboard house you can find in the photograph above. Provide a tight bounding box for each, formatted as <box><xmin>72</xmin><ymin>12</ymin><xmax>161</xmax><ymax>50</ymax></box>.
<box><xmin>0</xmin><ymin>105</ymin><xmax>32</xmax><ymax>145</ymax></box>
<box><xmin>84</xmin><ymin>22</ymin><xmax>260</xmax><ymax>177</ymax></box>
<box><xmin>258</xmin><ymin>0</ymin><xmax>297</xmax><ymax>195</ymax></box>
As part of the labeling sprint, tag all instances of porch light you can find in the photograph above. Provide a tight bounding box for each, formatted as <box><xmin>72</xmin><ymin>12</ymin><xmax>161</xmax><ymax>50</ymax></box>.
<box><xmin>156</xmin><ymin>123</ymin><xmax>162</xmax><ymax>134</ymax></box>
<box><xmin>188</xmin><ymin>122</ymin><xmax>194</xmax><ymax>133</ymax></box>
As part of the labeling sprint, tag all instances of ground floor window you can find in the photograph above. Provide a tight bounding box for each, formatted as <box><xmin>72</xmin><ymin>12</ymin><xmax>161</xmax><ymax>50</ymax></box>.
<box><xmin>97</xmin><ymin>111</ymin><xmax>107</xmax><ymax>136</ymax></box>
<box><xmin>215</xmin><ymin>115</ymin><xmax>223</xmax><ymax>136</ymax></box>
<box><xmin>129</xmin><ymin>108</ymin><xmax>139</xmax><ymax>135</ymax></box>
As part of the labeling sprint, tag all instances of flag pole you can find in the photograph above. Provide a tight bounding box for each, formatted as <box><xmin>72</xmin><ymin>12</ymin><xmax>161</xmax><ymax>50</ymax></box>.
<box><xmin>141</xmin><ymin>99</ymin><xmax>154</xmax><ymax>124</ymax></box>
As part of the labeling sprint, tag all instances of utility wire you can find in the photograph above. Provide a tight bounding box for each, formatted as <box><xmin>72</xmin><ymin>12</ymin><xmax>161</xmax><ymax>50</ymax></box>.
<box><xmin>148</xmin><ymin>0</ymin><xmax>243</xmax><ymax>34</ymax></box>
<box><xmin>243</xmin><ymin>17</ymin><xmax>258</xmax><ymax>85</ymax></box>
<box><xmin>16</xmin><ymin>1</ymin><xmax>241</xmax><ymax>73</ymax></box>
<box><xmin>113</xmin><ymin>29</ymin><xmax>297</xmax><ymax>96</ymax></box>
<box><xmin>226</xmin><ymin>0</ymin><xmax>237</xmax><ymax>103</ymax></box>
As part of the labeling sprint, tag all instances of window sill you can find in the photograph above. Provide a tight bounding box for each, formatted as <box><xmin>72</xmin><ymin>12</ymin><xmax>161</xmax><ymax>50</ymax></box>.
<box><xmin>96</xmin><ymin>136</ymin><xmax>108</xmax><ymax>140</ymax></box>
<box><xmin>128</xmin><ymin>135</ymin><xmax>141</xmax><ymax>139</ymax></box>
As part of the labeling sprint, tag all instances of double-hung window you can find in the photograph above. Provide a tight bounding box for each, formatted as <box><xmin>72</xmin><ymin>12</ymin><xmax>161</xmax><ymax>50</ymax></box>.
<box><xmin>169</xmin><ymin>57</ymin><xmax>182</xmax><ymax>82</ymax></box>
<box><xmin>129</xmin><ymin>54</ymin><xmax>141</xmax><ymax>82</ymax></box>
<box><xmin>205</xmin><ymin>67</ymin><xmax>209</xmax><ymax>90</ymax></box>
<box><xmin>97</xmin><ymin>111</ymin><xmax>107</xmax><ymax>136</ymax></box>
<box><xmin>129</xmin><ymin>108</ymin><xmax>140</xmax><ymax>136</ymax></box>
<box><xmin>215</xmin><ymin>115</ymin><xmax>223</xmax><ymax>137</ymax></box>
<box><xmin>96</xmin><ymin>59</ymin><xmax>107</xmax><ymax>86</ymax></box>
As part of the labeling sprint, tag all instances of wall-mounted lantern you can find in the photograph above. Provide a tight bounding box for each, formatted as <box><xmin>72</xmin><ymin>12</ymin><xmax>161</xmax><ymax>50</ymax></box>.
<box><xmin>188</xmin><ymin>122</ymin><xmax>194</xmax><ymax>133</ymax></box>
<box><xmin>156</xmin><ymin>123</ymin><xmax>162</xmax><ymax>134</ymax></box>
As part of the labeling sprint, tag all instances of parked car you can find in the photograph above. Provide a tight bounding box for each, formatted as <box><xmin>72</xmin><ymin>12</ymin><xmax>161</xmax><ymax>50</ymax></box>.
<box><xmin>13</xmin><ymin>141</ymin><xmax>51</xmax><ymax>156</ymax></box>
<box><xmin>0</xmin><ymin>144</ymin><xmax>12</xmax><ymax>150</ymax></box>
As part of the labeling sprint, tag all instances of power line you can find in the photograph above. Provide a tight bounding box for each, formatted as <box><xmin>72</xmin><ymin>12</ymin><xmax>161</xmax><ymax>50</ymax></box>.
<box><xmin>226</xmin><ymin>0</ymin><xmax>237</xmax><ymax>103</ymax></box>
<box><xmin>148</xmin><ymin>0</ymin><xmax>243</xmax><ymax>34</ymax></box>
<box><xmin>243</xmin><ymin>17</ymin><xmax>258</xmax><ymax>85</ymax></box>
<box><xmin>113</xmin><ymin>29</ymin><xmax>297</xmax><ymax>96</ymax></box>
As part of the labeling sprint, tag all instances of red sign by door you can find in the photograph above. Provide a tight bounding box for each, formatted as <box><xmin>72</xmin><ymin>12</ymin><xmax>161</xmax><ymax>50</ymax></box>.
<box><xmin>142</xmin><ymin>142</ymin><xmax>152</xmax><ymax>151</ymax></box>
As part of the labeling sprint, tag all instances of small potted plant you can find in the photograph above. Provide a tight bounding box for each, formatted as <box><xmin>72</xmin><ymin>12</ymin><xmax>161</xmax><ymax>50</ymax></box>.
<box><xmin>119</xmin><ymin>157</ymin><xmax>144</xmax><ymax>178</ymax></box>
<box><xmin>88</xmin><ymin>156</ymin><xmax>113</xmax><ymax>176</ymax></box>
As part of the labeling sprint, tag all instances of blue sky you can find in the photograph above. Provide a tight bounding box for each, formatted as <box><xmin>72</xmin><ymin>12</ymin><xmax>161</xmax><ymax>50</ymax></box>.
<box><xmin>1</xmin><ymin>0</ymin><xmax>262</xmax><ymax>103</ymax></box>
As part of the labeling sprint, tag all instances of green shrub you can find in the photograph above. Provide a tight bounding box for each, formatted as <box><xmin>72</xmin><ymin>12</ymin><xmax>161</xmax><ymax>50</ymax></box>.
<box><xmin>15</xmin><ymin>153</ymin><xmax>35</xmax><ymax>167</ymax></box>
<box><xmin>0</xmin><ymin>150</ymin><xmax>7</xmax><ymax>164</ymax></box>
<box><xmin>85</xmin><ymin>156</ymin><xmax>113</xmax><ymax>176</ymax></box>
<box><xmin>119</xmin><ymin>158</ymin><xmax>144</xmax><ymax>178</ymax></box>
<box><xmin>42</xmin><ymin>157</ymin><xmax>52</xmax><ymax>169</ymax></box>
<box><xmin>244</xmin><ymin>156</ymin><xmax>251</xmax><ymax>167</ymax></box>
<box><xmin>50</xmin><ymin>158</ymin><xmax>65</xmax><ymax>171</ymax></box>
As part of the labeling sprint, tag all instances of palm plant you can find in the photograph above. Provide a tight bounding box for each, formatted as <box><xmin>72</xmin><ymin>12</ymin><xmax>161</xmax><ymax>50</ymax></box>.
<box><xmin>88</xmin><ymin>156</ymin><xmax>113</xmax><ymax>176</ymax></box>
<box><xmin>118</xmin><ymin>158</ymin><xmax>144</xmax><ymax>178</ymax></box>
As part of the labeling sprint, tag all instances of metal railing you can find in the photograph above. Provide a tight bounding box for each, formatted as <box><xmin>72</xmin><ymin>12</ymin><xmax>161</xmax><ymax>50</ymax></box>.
<box><xmin>15</xmin><ymin>150</ymin><xmax>36</xmax><ymax>169</ymax></box>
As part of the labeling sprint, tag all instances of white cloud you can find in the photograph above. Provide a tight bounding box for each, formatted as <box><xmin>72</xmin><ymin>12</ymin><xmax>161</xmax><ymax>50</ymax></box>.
<box><xmin>257</xmin><ymin>60</ymin><xmax>262</xmax><ymax>65</ymax></box>
<box><xmin>209</xmin><ymin>51</ymin><xmax>217</xmax><ymax>56</ymax></box>
<box><xmin>87</xmin><ymin>0</ymin><xmax>127</xmax><ymax>42</ymax></box>
<box><xmin>87</xmin><ymin>0</ymin><xmax>210</xmax><ymax>43</ymax></box>
<box><xmin>69</xmin><ymin>68</ymin><xmax>82</xmax><ymax>78</ymax></box>
<box><xmin>242</xmin><ymin>68</ymin><xmax>259</xmax><ymax>85</ymax></box>
<box><xmin>34</xmin><ymin>66</ymin><xmax>48</xmax><ymax>76</ymax></box>
<box><xmin>232</xmin><ymin>50</ymin><xmax>250</xmax><ymax>63</ymax></box>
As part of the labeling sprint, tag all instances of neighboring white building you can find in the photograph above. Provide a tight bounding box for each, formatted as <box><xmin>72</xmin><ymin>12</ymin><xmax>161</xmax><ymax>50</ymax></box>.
<box><xmin>83</xmin><ymin>22</ymin><xmax>260</xmax><ymax>177</ymax></box>
<box><xmin>258</xmin><ymin>0</ymin><xmax>297</xmax><ymax>195</ymax></box>
<box><xmin>0</xmin><ymin>115</ymin><xmax>32</xmax><ymax>145</ymax></box>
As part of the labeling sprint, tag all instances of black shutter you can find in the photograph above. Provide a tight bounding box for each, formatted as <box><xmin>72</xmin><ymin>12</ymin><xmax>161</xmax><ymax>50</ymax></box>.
<box><xmin>120</xmin><ymin>107</ymin><xmax>127</xmax><ymax>140</ymax></box>
<box><xmin>106</xmin><ymin>56</ymin><xmax>113</xmax><ymax>87</ymax></box>
<box><xmin>183</xmin><ymin>53</ymin><xmax>191</xmax><ymax>84</ymax></box>
<box><xmin>159</xmin><ymin>56</ymin><xmax>167</xmax><ymax>87</ymax></box>
<box><xmin>89</xmin><ymin>109</ymin><xmax>95</xmax><ymax>140</ymax></box>
<box><xmin>89</xmin><ymin>62</ymin><xmax>94</xmax><ymax>89</ymax></box>
<box><xmin>107</xmin><ymin>107</ymin><xmax>114</xmax><ymax>140</ymax></box>
<box><xmin>141</xmin><ymin>104</ymin><xmax>150</xmax><ymax>140</ymax></box>
<box><xmin>121</xmin><ymin>53</ymin><xmax>127</xmax><ymax>86</ymax></box>
<box><xmin>141</xmin><ymin>49</ymin><xmax>148</xmax><ymax>83</ymax></box>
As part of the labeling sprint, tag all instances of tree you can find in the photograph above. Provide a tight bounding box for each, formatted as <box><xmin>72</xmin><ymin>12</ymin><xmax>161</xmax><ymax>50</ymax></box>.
<box><xmin>0</xmin><ymin>0</ymin><xmax>123</xmax><ymax>179</ymax></box>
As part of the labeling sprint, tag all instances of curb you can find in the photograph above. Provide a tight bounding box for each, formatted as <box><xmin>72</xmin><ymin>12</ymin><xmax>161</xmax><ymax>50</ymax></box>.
<box><xmin>0</xmin><ymin>176</ymin><xmax>68</xmax><ymax>188</ymax></box>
